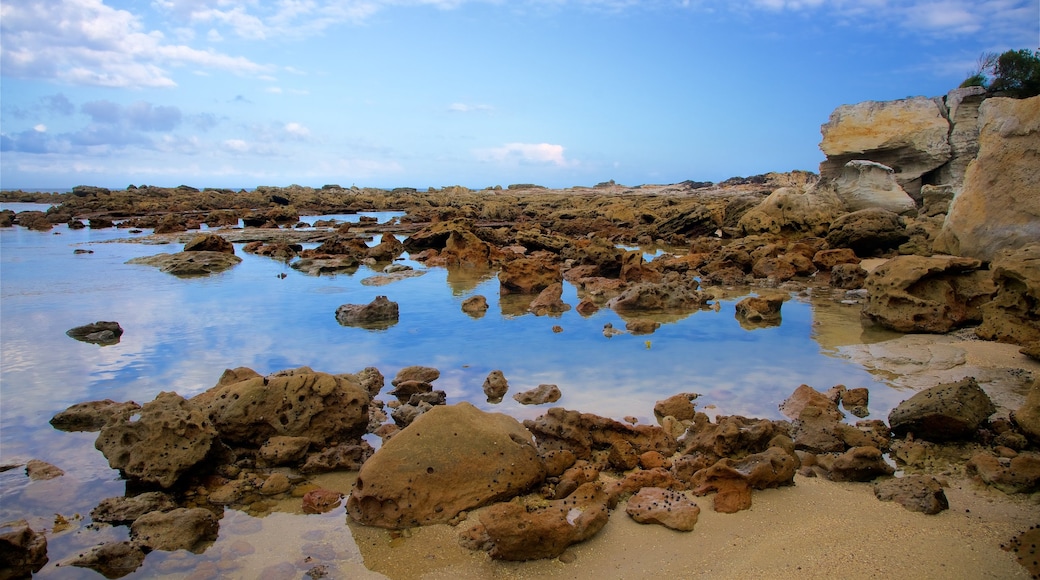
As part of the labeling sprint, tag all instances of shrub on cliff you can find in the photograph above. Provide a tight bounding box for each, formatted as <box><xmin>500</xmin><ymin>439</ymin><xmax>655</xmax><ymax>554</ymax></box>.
<box><xmin>960</xmin><ymin>49</ymin><xmax>1040</xmax><ymax>98</ymax></box>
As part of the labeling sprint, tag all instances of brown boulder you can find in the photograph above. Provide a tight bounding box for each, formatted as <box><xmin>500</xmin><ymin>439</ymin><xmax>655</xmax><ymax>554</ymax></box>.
<box><xmin>183</xmin><ymin>232</ymin><xmax>234</xmax><ymax>254</ymax></box>
<box><xmin>302</xmin><ymin>489</ymin><xmax>344</xmax><ymax>514</ymax></box>
<box><xmin>257</xmin><ymin>436</ymin><xmax>311</xmax><ymax>466</ymax></box>
<box><xmin>888</xmin><ymin>377</ymin><xmax>996</xmax><ymax>441</ymax></box>
<box><xmin>347</xmin><ymin>403</ymin><xmax>546</xmax><ymax>528</ymax></box>
<box><xmin>461</xmin><ymin>295</ymin><xmax>489</xmax><ymax>316</ymax></box>
<box><xmin>499</xmin><ymin>256</ymin><xmax>562</xmax><ymax>295</ymax></box>
<box><xmin>192</xmin><ymin>367</ymin><xmax>370</xmax><ymax>448</ymax></box>
<box><xmin>90</xmin><ymin>492</ymin><xmax>177</xmax><ymax>525</ymax></box>
<box><xmin>335</xmin><ymin>296</ymin><xmax>399</xmax><ymax>329</ymax></box>
<box><xmin>0</xmin><ymin>519</ymin><xmax>48</xmax><ymax>578</ymax></box>
<box><xmin>653</xmin><ymin>393</ymin><xmax>699</xmax><ymax>422</ymax></box>
<box><xmin>779</xmin><ymin>384</ymin><xmax>843</xmax><ymax>422</ymax></box>
<box><xmin>825</xmin><ymin>208</ymin><xmax>908</xmax><ymax>256</ymax></box>
<box><xmin>462</xmin><ymin>482</ymin><xmax>609</xmax><ymax>561</ymax></box>
<box><xmin>50</xmin><ymin>399</ymin><xmax>141</xmax><ymax>432</ymax></box>
<box><xmin>513</xmin><ymin>384</ymin><xmax>562</xmax><ymax>405</ymax></box>
<box><xmin>1011</xmin><ymin>379</ymin><xmax>1040</xmax><ymax>443</ymax></box>
<box><xmin>966</xmin><ymin>450</ymin><xmax>1040</xmax><ymax>494</ymax></box>
<box><xmin>813</xmin><ymin>248</ymin><xmax>860</xmax><ymax>270</ymax></box>
<box><xmin>95</xmin><ymin>391</ymin><xmax>217</xmax><ymax>488</ymax></box>
<box><xmin>734</xmin><ymin>294</ymin><xmax>785</xmax><ymax>326</ymax></box>
<box><xmin>813</xmin><ymin>446</ymin><xmax>894</xmax><ymax>482</ymax></box>
<box><xmin>873</xmin><ymin>475</ymin><xmax>949</xmax><ymax>514</ymax></box>
<box><xmin>482</xmin><ymin>370</ymin><xmax>509</xmax><ymax>403</ymax></box>
<box><xmin>528</xmin><ymin>282</ymin><xmax>571</xmax><ymax>316</ymax></box>
<box><xmin>63</xmin><ymin>541</ymin><xmax>145</xmax><ymax>578</ymax></box>
<box><xmin>626</xmin><ymin>487</ymin><xmax>701</xmax><ymax>531</ymax></box>
<box><xmin>525</xmin><ymin>407</ymin><xmax>677</xmax><ymax>460</ymax></box>
<box><xmin>862</xmin><ymin>255</ymin><xmax>994</xmax><ymax>333</ymax></box>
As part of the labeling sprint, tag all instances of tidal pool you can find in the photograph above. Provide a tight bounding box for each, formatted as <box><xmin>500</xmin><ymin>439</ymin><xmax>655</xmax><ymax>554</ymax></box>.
<box><xmin>0</xmin><ymin>204</ymin><xmax>903</xmax><ymax>577</ymax></box>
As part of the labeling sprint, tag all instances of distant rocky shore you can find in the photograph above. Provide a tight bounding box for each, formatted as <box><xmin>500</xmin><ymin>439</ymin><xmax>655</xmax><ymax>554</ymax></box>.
<box><xmin>2</xmin><ymin>91</ymin><xmax>1038</xmax><ymax>578</ymax></box>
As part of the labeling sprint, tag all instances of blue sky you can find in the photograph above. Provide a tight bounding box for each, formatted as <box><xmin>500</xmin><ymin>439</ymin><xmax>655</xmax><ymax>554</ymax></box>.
<box><xmin>1</xmin><ymin>1</ymin><xmax>1037</xmax><ymax>191</ymax></box>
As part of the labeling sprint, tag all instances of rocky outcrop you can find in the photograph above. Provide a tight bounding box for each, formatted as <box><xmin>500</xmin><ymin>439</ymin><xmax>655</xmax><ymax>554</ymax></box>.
<box><xmin>967</xmin><ymin>450</ymin><xmax>1040</xmax><ymax>494</ymax></box>
<box><xmin>335</xmin><ymin>296</ymin><xmax>399</xmax><ymax>329</ymax></box>
<box><xmin>127</xmin><ymin>251</ymin><xmax>241</xmax><ymax>277</ymax></box>
<box><xmin>192</xmin><ymin>366</ymin><xmax>370</xmax><ymax>448</ymax></box>
<box><xmin>95</xmin><ymin>391</ymin><xmax>218</xmax><ymax>488</ymax></box>
<box><xmin>63</xmin><ymin>541</ymin><xmax>146</xmax><ymax>578</ymax></box>
<box><xmin>459</xmin><ymin>482</ymin><xmax>609</xmax><ymax>561</ymax></box>
<box><xmin>888</xmin><ymin>377</ymin><xmax>996</xmax><ymax>441</ymax></box>
<box><xmin>936</xmin><ymin>95</ymin><xmax>1040</xmax><ymax>261</ymax></box>
<box><xmin>734</xmin><ymin>294</ymin><xmax>785</xmax><ymax>326</ymax></box>
<box><xmin>498</xmin><ymin>257</ymin><xmax>562</xmax><ymax>295</ymax></box>
<box><xmin>347</xmin><ymin>403</ymin><xmax>546</xmax><ymax>528</ymax></box>
<box><xmin>873</xmin><ymin>475</ymin><xmax>949</xmax><ymax>514</ymax></box>
<box><xmin>824</xmin><ymin>208</ymin><xmax>908</xmax><ymax>257</ymax></box>
<box><xmin>936</xmin><ymin>86</ymin><xmax>987</xmax><ymax>189</ymax></box>
<box><xmin>528</xmin><ymin>282</ymin><xmax>571</xmax><ymax>316</ymax></box>
<box><xmin>66</xmin><ymin>321</ymin><xmax>124</xmax><ymax>346</ymax></box>
<box><xmin>90</xmin><ymin>492</ymin><xmax>177</xmax><ymax>525</ymax></box>
<box><xmin>737</xmin><ymin>185</ymin><xmax>845</xmax><ymax>236</ymax></box>
<box><xmin>1011</xmin><ymin>379</ymin><xmax>1040</xmax><ymax>443</ymax></box>
<box><xmin>976</xmin><ymin>244</ymin><xmax>1040</xmax><ymax>346</ymax></box>
<box><xmin>819</xmin><ymin>96</ymin><xmax>951</xmax><ymax>196</ymax></box>
<box><xmin>862</xmin><ymin>255</ymin><xmax>994</xmax><ymax>333</ymax></box>
<box><xmin>525</xmin><ymin>407</ymin><xmax>678</xmax><ymax>460</ymax></box>
<box><xmin>832</xmin><ymin>160</ymin><xmax>916</xmax><ymax>214</ymax></box>
<box><xmin>606</xmin><ymin>278</ymin><xmax>711</xmax><ymax>312</ymax></box>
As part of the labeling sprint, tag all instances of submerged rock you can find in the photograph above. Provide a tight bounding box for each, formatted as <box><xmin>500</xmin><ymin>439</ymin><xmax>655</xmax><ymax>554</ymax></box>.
<box><xmin>129</xmin><ymin>508</ymin><xmax>219</xmax><ymax>553</ymax></box>
<box><xmin>64</xmin><ymin>541</ymin><xmax>146</xmax><ymax>579</ymax></box>
<box><xmin>50</xmin><ymin>399</ymin><xmax>141</xmax><ymax>432</ymax></box>
<box><xmin>0</xmin><ymin>519</ymin><xmax>48</xmax><ymax>578</ymax></box>
<box><xmin>127</xmin><ymin>251</ymin><xmax>241</xmax><ymax>277</ymax></box>
<box><xmin>347</xmin><ymin>403</ymin><xmax>546</xmax><ymax>528</ymax></box>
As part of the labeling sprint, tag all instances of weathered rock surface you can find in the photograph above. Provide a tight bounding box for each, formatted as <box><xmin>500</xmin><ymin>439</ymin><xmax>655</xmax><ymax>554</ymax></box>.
<box><xmin>526</xmin><ymin>407</ymin><xmax>678</xmax><ymax>460</ymax></box>
<box><xmin>873</xmin><ymin>475</ymin><xmax>949</xmax><ymax>514</ymax></box>
<box><xmin>257</xmin><ymin>436</ymin><xmax>311</xmax><ymax>466</ymax></box>
<box><xmin>737</xmin><ymin>185</ymin><xmax>845</xmax><ymax>236</ymax></box>
<box><xmin>302</xmin><ymin>489</ymin><xmax>344</xmax><ymax>514</ymax></box>
<box><xmin>461</xmin><ymin>482</ymin><xmax>609</xmax><ymax>561</ymax></box>
<box><xmin>66</xmin><ymin>321</ymin><xmax>124</xmax><ymax>346</ymax></box>
<box><xmin>936</xmin><ymin>95</ymin><xmax>1040</xmax><ymax>261</ymax></box>
<box><xmin>967</xmin><ymin>450</ymin><xmax>1040</xmax><ymax>494</ymax></box>
<box><xmin>0</xmin><ymin>519</ymin><xmax>48</xmax><ymax>579</ymax></box>
<box><xmin>498</xmin><ymin>257</ymin><xmax>562</xmax><ymax>295</ymax></box>
<box><xmin>300</xmin><ymin>442</ymin><xmax>374</xmax><ymax>474</ymax></box>
<box><xmin>825</xmin><ymin>208</ymin><xmax>908</xmax><ymax>257</ymax></box>
<box><xmin>819</xmin><ymin>96</ymin><xmax>951</xmax><ymax>195</ymax></box>
<box><xmin>461</xmin><ymin>295</ymin><xmax>489</xmax><ymax>316</ymax></box>
<box><xmin>832</xmin><ymin>160</ymin><xmax>916</xmax><ymax>214</ymax></box>
<box><xmin>192</xmin><ymin>366</ymin><xmax>370</xmax><ymax>448</ymax></box>
<box><xmin>654</xmin><ymin>393</ymin><xmax>699</xmax><ymax>422</ymax></box>
<box><xmin>888</xmin><ymin>377</ymin><xmax>996</xmax><ymax>441</ymax></box>
<box><xmin>779</xmin><ymin>384</ymin><xmax>843</xmax><ymax>422</ymax></box>
<box><xmin>513</xmin><ymin>384</ymin><xmax>562</xmax><ymax>405</ymax></box>
<box><xmin>50</xmin><ymin>399</ymin><xmax>141</xmax><ymax>432</ymax></box>
<box><xmin>625</xmin><ymin>487</ymin><xmax>701</xmax><ymax>531</ymax></box>
<box><xmin>813</xmin><ymin>446</ymin><xmax>894</xmax><ymax>482</ymax></box>
<box><xmin>607</xmin><ymin>278</ymin><xmax>711</xmax><ymax>312</ymax></box>
<box><xmin>347</xmin><ymin>403</ymin><xmax>546</xmax><ymax>528</ymax></box>
<box><xmin>127</xmin><ymin>251</ymin><xmax>242</xmax><ymax>276</ymax></box>
<box><xmin>95</xmin><ymin>391</ymin><xmax>218</xmax><ymax>488</ymax></box>
<box><xmin>25</xmin><ymin>459</ymin><xmax>63</xmax><ymax>481</ymax></box>
<box><xmin>183</xmin><ymin>232</ymin><xmax>234</xmax><ymax>254</ymax></box>
<box><xmin>862</xmin><ymin>255</ymin><xmax>994</xmax><ymax>333</ymax></box>
<box><xmin>90</xmin><ymin>492</ymin><xmax>177</xmax><ymax>525</ymax></box>
<box><xmin>976</xmin><ymin>244</ymin><xmax>1040</xmax><ymax>346</ymax></box>
<box><xmin>335</xmin><ymin>296</ymin><xmax>399</xmax><ymax>329</ymax></box>
<box><xmin>1011</xmin><ymin>379</ymin><xmax>1040</xmax><ymax>443</ymax></box>
<box><xmin>63</xmin><ymin>541</ymin><xmax>146</xmax><ymax>579</ymax></box>
<box><xmin>937</xmin><ymin>86</ymin><xmax>987</xmax><ymax>190</ymax></box>
<box><xmin>734</xmin><ymin>294</ymin><xmax>785</xmax><ymax>326</ymax></box>
<box><xmin>528</xmin><ymin>282</ymin><xmax>571</xmax><ymax>316</ymax></box>
<box><xmin>129</xmin><ymin>508</ymin><xmax>219</xmax><ymax>553</ymax></box>
<box><xmin>483</xmin><ymin>370</ymin><xmax>509</xmax><ymax>403</ymax></box>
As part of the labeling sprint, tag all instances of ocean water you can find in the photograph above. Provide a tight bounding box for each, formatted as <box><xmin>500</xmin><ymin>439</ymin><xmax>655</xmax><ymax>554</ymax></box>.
<box><xmin>0</xmin><ymin>203</ymin><xmax>902</xmax><ymax>577</ymax></box>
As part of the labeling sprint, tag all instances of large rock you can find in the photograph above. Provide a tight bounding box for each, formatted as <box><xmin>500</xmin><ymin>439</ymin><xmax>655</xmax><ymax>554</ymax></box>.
<box><xmin>737</xmin><ymin>185</ymin><xmax>846</xmax><ymax>236</ymax></box>
<box><xmin>1011</xmin><ymin>379</ymin><xmax>1040</xmax><ymax>443</ymax></box>
<box><xmin>90</xmin><ymin>492</ymin><xmax>177</xmax><ymax>525</ymax></box>
<box><xmin>63</xmin><ymin>541</ymin><xmax>146</xmax><ymax>579</ymax></box>
<box><xmin>824</xmin><ymin>208</ymin><xmax>908</xmax><ymax>256</ymax></box>
<box><xmin>498</xmin><ymin>256</ymin><xmax>562</xmax><ymax>295</ymax></box>
<box><xmin>335</xmin><ymin>296</ymin><xmax>399</xmax><ymax>329</ymax></box>
<box><xmin>862</xmin><ymin>255</ymin><xmax>994</xmax><ymax>333</ymax></box>
<box><xmin>976</xmin><ymin>244</ymin><xmax>1040</xmax><ymax>346</ymax></box>
<box><xmin>460</xmin><ymin>482</ymin><xmax>609</xmax><ymax>561</ymax></box>
<box><xmin>819</xmin><ymin>96</ymin><xmax>952</xmax><ymax>196</ymax></box>
<box><xmin>129</xmin><ymin>508</ymin><xmax>218</xmax><ymax>553</ymax></box>
<box><xmin>936</xmin><ymin>95</ymin><xmax>1040</xmax><ymax>261</ymax></box>
<box><xmin>347</xmin><ymin>403</ymin><xmax>546</xmax><ymax>528</ymax></box>
<box><xmin>625</xmin><ymin>487</ymin><xmax>701</xmax><ymax>531</ymax></box>
<box><xmin>873</xmin><ymin>475</ymin><xmax>949</xmax><ymax>514</ymax></box>
<box><xmin>126</xmin><ymin>251</ymin><xmax>241</xmax><ymax>277</ymax></box>
<box><xmin>0</xmin><ymin>519</ymin><xmax>48</xmax><ymax>579</ymax></box>
<box><xmin>936</xmin><ymin>86</ymin><xmax>987</xmax><ymax>190</ymax></box>
<box><xmin>95</xmin><ymin>391</ymin><xmax>218</xmax><ymax>488</ymax></box>
<box><xmin>832</xmin><ymin>160</ymin><xmax>916</xmax><ymax>214</ymax></box>
<box><xmin>888</xmin><ymin>377</ymin><xmax>996</xmax><ymax>441</ymax></box>
<box><xmin>606</xmin><ymin>279</ymin><xmax>711</xmax><ymax>312</ymax></box>
<box><xmin>192</xmin><ymin>367</ymin><xmax>370</xmax><ymax>448</ymax></box>
<box><xmin>183</xmin><ymin>232</ymin><xmax>234</xmax><ymax>254</ymax></box>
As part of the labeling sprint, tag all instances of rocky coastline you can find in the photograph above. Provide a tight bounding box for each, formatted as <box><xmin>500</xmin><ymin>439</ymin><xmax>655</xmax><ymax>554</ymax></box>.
<box><xmin>1</xmin><ymin>90</ymin><xmax>1039</xmax><ymax>578</ymax></box>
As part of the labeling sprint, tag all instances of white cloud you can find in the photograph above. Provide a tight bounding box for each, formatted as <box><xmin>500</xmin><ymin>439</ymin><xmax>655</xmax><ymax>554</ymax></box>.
<box><xmin>284</xmin><ymin>122</ymin><xmax>311</xmax><ymax>138</ymax></box>
<box><xmin>448</xmin><ymin>102</ymin><xmax>494</xmax><ymax>113</ymax></box>
<box><xmin>476</xmin><ymin>142</ymin><xmax>574</xmax><ymax>167</ymax></box>
<box><xmin>33</xmin><ymin>125</ymin><xmax>47</xmax><ymax>133</ymax></box>
<box><xmin>0</xmin><ymin>0</ymin><xmax>267</xmax><ymax>88</ymax></box>
<box><xmin>223</xmin><ymin>138</ymin><xmax>250</xmax><ymax>153</ymax></box>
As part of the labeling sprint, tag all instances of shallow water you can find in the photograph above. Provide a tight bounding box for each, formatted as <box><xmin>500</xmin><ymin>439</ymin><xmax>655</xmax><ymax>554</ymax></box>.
<box><xmin>0</xmin><ymin>204</ymin><xmax>904</xmax><ymax>577</ymax></box>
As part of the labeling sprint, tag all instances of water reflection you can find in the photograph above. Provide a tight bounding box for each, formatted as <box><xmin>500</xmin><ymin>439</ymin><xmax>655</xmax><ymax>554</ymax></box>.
<box><xmin>0</xmin><ymin>210</ymin><xmax>897</xmax><ymax>577</ymax></box>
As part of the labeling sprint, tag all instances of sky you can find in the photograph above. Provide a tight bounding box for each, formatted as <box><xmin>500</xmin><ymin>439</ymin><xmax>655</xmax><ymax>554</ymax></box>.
<box><xmin>1</xmin><ymin>1</ymin><xmax>1038</xmax><ymax>191</ymax></box>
